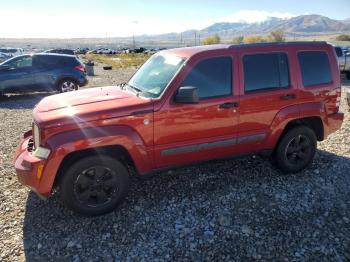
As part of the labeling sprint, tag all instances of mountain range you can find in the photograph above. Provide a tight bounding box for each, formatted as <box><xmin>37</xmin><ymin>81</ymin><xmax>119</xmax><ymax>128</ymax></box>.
<box><xmin>142</xmin><ymin>14</ymin><xmax>350</xmax><ymax>42</ymax></box>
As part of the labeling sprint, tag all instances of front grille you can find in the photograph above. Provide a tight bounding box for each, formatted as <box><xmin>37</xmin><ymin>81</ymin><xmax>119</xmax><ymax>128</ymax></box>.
<box><xmin>27</xmin><ymin>138</ymin><xmax>34</xmax><ymax>153</ymax></box>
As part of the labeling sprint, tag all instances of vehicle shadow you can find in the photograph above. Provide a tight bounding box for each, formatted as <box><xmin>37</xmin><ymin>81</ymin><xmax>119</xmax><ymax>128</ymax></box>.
<box><xmin>22</xmin><ymin>149</ymin><xmax>350</xmax><ymax>260</ymax></box>
<box><xmin>0</xmin><ymin>92</ymin><xmax>53</xmax><ymax>109</ymax></box>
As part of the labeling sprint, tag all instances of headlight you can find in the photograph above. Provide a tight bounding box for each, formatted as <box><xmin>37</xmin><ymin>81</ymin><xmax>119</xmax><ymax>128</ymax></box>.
<box><xmin>32</xmin><ymin>122</ymin><xmax>51</xmax><ymax>159</ymax></box>
<box><xmin>33</xmin><ymin>123</ymin><xmax>40</xmax><ymax>148</ymax></box>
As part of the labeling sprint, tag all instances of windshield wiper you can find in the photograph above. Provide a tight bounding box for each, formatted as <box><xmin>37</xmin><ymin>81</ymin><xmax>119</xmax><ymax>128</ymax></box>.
<box><xmin>124</xmin><ymin>83</ymin><xmax>143</xmax><ymax>96</ymax></box>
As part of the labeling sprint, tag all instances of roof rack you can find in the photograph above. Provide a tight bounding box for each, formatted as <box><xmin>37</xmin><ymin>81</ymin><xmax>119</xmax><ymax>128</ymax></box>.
<box><xmin>229</xmin><ymin>41</ymin><xmax>328</xmax><ymax>49</ymax></box>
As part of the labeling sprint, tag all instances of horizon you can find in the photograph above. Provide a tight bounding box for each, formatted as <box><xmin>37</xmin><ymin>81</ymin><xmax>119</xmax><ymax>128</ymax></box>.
<box><xmin>1</xmin><ymin>0</ymin><xmax>350</xmax><ymax>39</ymax></box>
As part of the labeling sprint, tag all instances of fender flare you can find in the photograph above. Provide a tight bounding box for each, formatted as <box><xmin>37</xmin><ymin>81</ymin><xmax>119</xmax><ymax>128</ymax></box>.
<box><xmin>38</xmin><ymin>125</ymin><xmax>153</xmax><ymax>195</ymax></box>
<box><xmin>265</xmin><ymin>102</ymin><xmax>325</xmax><ymax>149</ymax></box>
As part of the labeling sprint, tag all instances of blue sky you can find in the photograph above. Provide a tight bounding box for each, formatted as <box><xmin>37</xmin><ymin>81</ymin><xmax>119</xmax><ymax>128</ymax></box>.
<box><xmin>0</xmin><ymin>0</ymin><xmax>349</xmax><ymax>38</ymax></box>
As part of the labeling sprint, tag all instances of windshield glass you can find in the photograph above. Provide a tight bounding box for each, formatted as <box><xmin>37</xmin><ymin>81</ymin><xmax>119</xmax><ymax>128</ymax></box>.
<box><xmin>128</xmin><ymin>54</ymin><xmax>185</xmax><ymax>98</ymax></box>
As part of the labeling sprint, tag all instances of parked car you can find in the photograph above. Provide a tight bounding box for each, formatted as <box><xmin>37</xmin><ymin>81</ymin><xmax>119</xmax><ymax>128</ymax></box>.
<box><xmin>0</xmin><ymin>52</ymin><xmax>12</xmax><ymax>63</ymax></box>
<box><xmin>44</xmin><ymin>49</ymin><xmax>75</xmax><ymax>55</ymax></box>
<box><xmin>75</xmin><ymin>48</ymin><xmax>89</xmax><ymax>55</ymax></box>
<box><xmin>0</xmin><ymin>47</ymin><xmax>23</xmax><ymax>57</ymax></box>
<box><xmin>14</xmin><ymin>42</ymin><xmax>344</xmax><ymax>216</ymax></box>
<box><xmin>334</xmin><ymin>46</ymin><xmax>350</xmax><ymax>79</ymax></box>
<box><xmin>0</xmin><ymin>53</ymin><xmax>87</xmax><ymax>94</ymax></box>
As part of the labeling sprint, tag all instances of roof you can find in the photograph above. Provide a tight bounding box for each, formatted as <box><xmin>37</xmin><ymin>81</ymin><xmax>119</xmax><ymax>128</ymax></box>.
<box><xmin>162</xmin><ymin>41</ymin><xmax>329</xmax><ymax>58</ymax></box>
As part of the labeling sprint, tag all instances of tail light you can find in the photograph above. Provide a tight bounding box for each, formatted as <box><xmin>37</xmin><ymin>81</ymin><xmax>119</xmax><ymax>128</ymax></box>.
<box><xmin>75</xmin><ymin>64</ymin><xmax>85</xmax><ymax>72</ymax></box>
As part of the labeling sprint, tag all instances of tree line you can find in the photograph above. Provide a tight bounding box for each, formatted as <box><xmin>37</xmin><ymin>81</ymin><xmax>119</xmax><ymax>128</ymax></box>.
<box><xmin>202</xmin><ymin>29</ymin><xmax>286</xmax><ymax>45</ymax></box>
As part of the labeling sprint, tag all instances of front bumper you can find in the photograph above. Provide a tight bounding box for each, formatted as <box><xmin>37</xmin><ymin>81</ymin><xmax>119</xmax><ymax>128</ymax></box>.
<box><xmin>14</xmin><ymin>134</ymin><xmax>49</xmax><ymax>198</ymax></box>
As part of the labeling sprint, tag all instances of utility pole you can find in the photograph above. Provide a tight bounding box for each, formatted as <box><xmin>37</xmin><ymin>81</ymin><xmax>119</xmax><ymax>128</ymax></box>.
<box><xmin>180</xmin><ymin>33</ymin><xmax>183</xmax><ymax>47</ymax></box>
<box><xmin>194</xmin><ymin>32</ymin><xmax>197</xmax><ymax>46</ymax></box>
<box><xmin>133</xmin><ymin>21</ymin><xmax>138</xmax><ymax>50</ymax></box>
<box><xmin>198</xmin><ymin>34</ymin><xmax>201</xmax><ymax>45</ymax></box>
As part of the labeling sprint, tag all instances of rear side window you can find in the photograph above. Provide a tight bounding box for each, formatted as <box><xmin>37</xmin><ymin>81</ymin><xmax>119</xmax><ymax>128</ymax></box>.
<box><xmin>181</xmin><ymin>56</ymin><xmax>232</xmax><ymax>99</ymax></box>
<box><xmin>298</xmin><ymin>51</ymin><xmax>332</xmax><ymax>87</ymax></box>
<box><xmin>243</xmin><ymin>53</ymin><xmax>290</xmax><ymax>93</ymax></box>
<box><xmin>34</xmin><ymin>56</ymin><xmax>60</xmax><ymax>68</ymax></box>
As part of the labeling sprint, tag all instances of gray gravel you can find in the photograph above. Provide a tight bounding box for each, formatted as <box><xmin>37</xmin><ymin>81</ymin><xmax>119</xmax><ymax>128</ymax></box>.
<box><xmin>0</xmin><ymin>68</ymin><xmax>350</xmax><ymax>261</ymax></box>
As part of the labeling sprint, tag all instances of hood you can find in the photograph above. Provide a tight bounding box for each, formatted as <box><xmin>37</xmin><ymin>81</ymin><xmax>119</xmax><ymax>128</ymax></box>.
<box><xmin>33</xmin><ymin>86</ymin><xmax>153</xmax><ymax>128</ymax></box>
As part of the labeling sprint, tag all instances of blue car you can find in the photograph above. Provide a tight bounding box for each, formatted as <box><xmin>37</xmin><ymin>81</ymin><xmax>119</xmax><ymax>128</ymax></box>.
<box><xmin>0</xmin><ymin>53</ymin><xmax>88</xmax><ymax>95</ymax></box>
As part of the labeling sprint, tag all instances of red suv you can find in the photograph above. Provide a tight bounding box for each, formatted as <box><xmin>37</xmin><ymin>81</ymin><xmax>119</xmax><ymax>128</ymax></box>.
<box><xmin>14</xmin><ymin>42</ymin><xmax>344</xmax><ymax>216</ymax></box>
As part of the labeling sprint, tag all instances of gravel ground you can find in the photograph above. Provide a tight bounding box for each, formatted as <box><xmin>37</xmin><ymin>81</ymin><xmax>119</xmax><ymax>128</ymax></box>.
<box><xmin>0</xmin><ymin>67</ymin><xmax>350</xmax><ymax>261</ymax></box>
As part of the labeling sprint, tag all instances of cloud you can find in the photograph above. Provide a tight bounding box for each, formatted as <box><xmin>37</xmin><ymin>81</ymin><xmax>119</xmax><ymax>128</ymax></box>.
<box><xmin>220</xmin><ymin>10</ymin><xmax>296</xmax><ymax>24</ymax></box>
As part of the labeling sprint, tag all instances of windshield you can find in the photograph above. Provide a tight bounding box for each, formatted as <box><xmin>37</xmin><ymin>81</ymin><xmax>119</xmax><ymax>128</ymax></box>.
<box><xmin>128</xmin><ymin>54</ymin><xmax>185</xmax><ymax>98</ymax></box>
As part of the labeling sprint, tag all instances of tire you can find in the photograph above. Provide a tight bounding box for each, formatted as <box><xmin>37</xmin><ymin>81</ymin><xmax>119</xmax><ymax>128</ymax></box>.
<box><xmin>274</xmin><ymin>126</ymin><xmax>317</xmax><ymax>173</ymax></box>
<box><xmin>60</xmin><ymin>156</ymin><xmax>130</xmax><ymax>216</ymax></box>
<box><xmin>58</xmin><ymin>79</ymin><xmax>78</xmax><ymax>93</ymax></box>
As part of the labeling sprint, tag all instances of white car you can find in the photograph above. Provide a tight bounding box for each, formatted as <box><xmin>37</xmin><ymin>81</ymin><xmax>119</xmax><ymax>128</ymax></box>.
<box><xmin>0</xmin><ymin>48</ymin><xmax>24</xmax><ymax>58</ymax></box>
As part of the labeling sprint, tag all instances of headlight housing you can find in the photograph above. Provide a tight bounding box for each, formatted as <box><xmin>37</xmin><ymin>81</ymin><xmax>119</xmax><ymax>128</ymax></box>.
<box><xmin>32</xmin><ymin>122</ymin><xmax>51</xmax><ymax>159</ymax></box>
<box><xmin>33</xmin><ymin>123</ymin><xmax>40</xmax><ymax>149</ymax></box>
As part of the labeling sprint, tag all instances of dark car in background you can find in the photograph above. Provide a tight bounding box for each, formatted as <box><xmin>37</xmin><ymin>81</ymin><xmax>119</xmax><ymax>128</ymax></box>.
<box><xmin>0</xmin><ymin>53</ymin><xmax>87</xmax><ymax>95</ymax></box>
<box><xmin>44</xmin><ymin>49</ymin><xmax>75</xmax><ymax>55</ymax></box>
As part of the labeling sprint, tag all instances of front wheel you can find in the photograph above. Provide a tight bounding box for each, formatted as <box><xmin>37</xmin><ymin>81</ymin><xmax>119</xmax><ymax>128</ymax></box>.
<box><xmin>274</xmin><ymin>126</ymin><xmax>317</xmax><ymax>173</ymax></box>
<box><xmin>60</xmin><ymin>156</ymin><xmax>130</xmax><ymax>216</ymax></box>
<box><xmin>59</xmin><ymin>79</ymin><xmax>78</xmax><ymax>93</ymax></box>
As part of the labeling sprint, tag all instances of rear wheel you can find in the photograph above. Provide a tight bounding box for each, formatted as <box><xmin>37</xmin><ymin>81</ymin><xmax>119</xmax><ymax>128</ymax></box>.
<box><xmin>59</xmin><ymin>79</ymin><xmax>78</xmax><ymax>93</ymax></box>
<box><xmin>60</xmin><ymin>156</ymin><xmax>130</xmax><ymax>216</ymax></box>
<box><xmin>274</xmin><ymin>126</ymin><xmax>317</xmax><ymax>173</ymax></box>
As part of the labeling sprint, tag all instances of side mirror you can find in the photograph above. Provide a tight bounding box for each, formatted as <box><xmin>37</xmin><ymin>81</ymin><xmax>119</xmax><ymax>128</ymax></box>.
<box><xmin>174</xmin><ymin>86</ymin><xmax>199</xmax><ymax>104</ymax></box>
<box><xmin>0</xmin><ymin>65</ymin><xmax>10</xmax><ymax>71</ymax></box>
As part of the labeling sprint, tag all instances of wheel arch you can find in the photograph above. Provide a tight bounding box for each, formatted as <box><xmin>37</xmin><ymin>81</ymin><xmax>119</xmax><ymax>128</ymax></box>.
<box><xmin>53</xmin><ymin>144</ymin><xmax>134</xmax><ymax>189</ymax></box>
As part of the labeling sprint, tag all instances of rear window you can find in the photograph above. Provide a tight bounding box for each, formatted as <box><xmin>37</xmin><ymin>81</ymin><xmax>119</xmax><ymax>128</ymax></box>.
<box><xmin>298</xmin><ymin>51</ymin><xmax>332</xmax><ymax>87</ymax></box>
<box><xmin>243</xmin><ymin>53</ymin><xmax>290</xmax><ymax>93</ymax></box>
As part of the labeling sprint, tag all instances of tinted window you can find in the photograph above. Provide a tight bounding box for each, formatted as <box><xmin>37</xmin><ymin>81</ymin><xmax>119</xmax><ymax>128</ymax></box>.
<box><xmin>34</xmin><ymin>56</ymin><xmax>60</xmax><ymax>68</ymax></box>
<box><xmin>298</xmin><ymin>51</ymin><xmax>332</xmax><ymax>87</ymax></box>
<box><xmin>181</xmin><ymin>57</ymin><xmax>232</xmax><ymax>99</ymax></box>
<box><xmin>62</xmin><ymin>57</ymin><xmax>80</xmax><ymax>66</ymax></box>
<box><xmin>334</xmin><ymin>47</ymin><xmax>343</xmax><ymax>57</ymax></box>
<box><xmin>5</xmin><ymin>56</ymin><xmax>32</xmax><ymax>69</ymax></box>
<box><xmin>243</xmin><ymin>53</ymin><xmax>290</xmax><ymax>92</ymax></box>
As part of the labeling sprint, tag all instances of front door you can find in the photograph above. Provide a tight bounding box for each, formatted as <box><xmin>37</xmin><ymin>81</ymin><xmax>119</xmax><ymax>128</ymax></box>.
<box><xmin>0</xmin><ymin>55</ymin><xmax>35</xmax><ymax>92</ymax></box>
<box><xmin>153</xmin><ymin>54</ymin><xmax>240</xmax><ymax>168</ymax></box>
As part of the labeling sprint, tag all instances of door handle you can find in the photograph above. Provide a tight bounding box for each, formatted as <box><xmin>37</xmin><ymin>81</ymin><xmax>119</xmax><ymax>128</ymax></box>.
<box><xmin>280</xmin><ymin>94</ymin><xmax>296</xmax><ymax>100</ymax></box>
<box><xmin>219</xmin><ymin>102</ymin><xmax>239</xmax><ymax>109</ymax></box>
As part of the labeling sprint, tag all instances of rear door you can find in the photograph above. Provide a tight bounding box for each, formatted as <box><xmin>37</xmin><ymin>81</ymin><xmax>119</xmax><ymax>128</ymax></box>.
<box><xmin>33</xmin><ymin>55</ymin><xmax>59</xmax><ymax>90</ymax></box>
<box><xmin>237</xmin><ymin>48</ymin><xmax>299</xmax><ymax>152</ymax></box>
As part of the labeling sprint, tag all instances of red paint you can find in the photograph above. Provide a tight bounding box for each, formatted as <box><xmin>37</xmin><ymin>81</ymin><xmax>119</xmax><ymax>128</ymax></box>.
<box><xmin>14</xmin><ymin>42</ymin><xmax>344</xmax><ymax>197</ymax></box>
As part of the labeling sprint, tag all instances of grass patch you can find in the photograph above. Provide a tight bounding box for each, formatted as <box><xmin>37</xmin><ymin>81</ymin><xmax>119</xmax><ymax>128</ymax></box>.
<box><xmin>85</xmin><ymin>53</ymin><xmax>151</xmax><ymax>68</ymax></box>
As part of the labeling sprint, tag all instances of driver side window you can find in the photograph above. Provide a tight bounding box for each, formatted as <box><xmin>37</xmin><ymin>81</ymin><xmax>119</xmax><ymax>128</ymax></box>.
<box><xmin>181</xmin><ymin>56</ymin><xmax>232</xmax><ymax>99</ymax></box>
<box><xmin>6</xmin><ymin>56</ymin><xmax>33</xmax><ymax>69</ymax></box>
